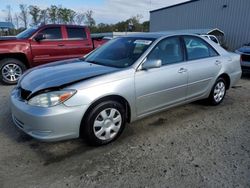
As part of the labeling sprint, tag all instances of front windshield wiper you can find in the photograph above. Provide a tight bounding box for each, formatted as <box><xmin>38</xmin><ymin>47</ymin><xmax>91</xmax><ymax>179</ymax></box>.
<box><xmin>84</xmin><ymin>60</ymin><xmax>103</xmax><ymax>66</ymax></box>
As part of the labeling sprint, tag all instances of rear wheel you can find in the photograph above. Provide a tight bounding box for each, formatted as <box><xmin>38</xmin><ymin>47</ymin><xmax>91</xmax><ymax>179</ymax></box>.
<box><xmin>82</xmin><ymin>101</ymin><xmax>126</xmax><ymax>146</ymax></box>
<box><xmin>0</xmin><ymin>58</ymin><xmax>26</xmax><ymax>85</ymax></box>
<box><xmin>207</xmin><ymin>77</ymin><xmax>226</xmax><ymax>105</ymax></box>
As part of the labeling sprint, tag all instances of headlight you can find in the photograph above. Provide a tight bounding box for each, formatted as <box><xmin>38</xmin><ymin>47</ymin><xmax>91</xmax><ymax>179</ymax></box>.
<box><xmin>28</xmin><ymin>90</ymin><xmax>76</xmax><ymax>107</ymax></box>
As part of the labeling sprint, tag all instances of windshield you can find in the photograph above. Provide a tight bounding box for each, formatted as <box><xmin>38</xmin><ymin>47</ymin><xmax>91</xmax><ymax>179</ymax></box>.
<box><xmin>85</xmin><ymin>37</ymin><xmax>155</xmax><ymax>68</ymax></box>
<box><xmin>16</xmin><ymin>27</ymin><xmax>38</xmax><ymax>39</ymax></box>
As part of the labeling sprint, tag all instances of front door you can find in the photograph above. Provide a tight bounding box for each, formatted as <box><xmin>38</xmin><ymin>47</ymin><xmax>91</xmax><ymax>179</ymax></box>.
<box><xmin>30</xmin><ymin>26</ymin><xmax>69</xmax><ymax>66</ymax></box>
<box><xmin>135</xmin><ymin>37</ymin><xmax>188</xmax><ymax>116</ymax></box>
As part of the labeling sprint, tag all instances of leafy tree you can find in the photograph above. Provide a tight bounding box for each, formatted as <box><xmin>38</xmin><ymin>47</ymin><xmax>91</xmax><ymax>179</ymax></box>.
<box><xmin>57</xmin><ymin>8</ymin><xmax>76</xmax><ymax>24</ymax></box>
<box><xmin>29</xmin><ymin>5</ymin><xmax>41</xmax><ymax>26</ymax></box>
<box><xmin>40</xmin><ymin>9</ymin><xmax>48</xmax><ymax>24</ymax></box>
<box><xmin>48</xmin><ymin>5</ymin><xmax>58</xmax><ymax>24</ymax></box>
<box><xmin>142</xmin><ymin>21</ymin><xmax>150</xmax><ymax>32</ymax></box>
<box><xmin>19</xmin><ymin>4</ymin><xmax>29</xmax><ymax>28</ymax></box>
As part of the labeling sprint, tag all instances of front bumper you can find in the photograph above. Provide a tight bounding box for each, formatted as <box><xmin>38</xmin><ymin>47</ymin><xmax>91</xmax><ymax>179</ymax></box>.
<box><xmin>10</xmin><ymin>88</ymin><xmax>88</xmax><ymax>142</ymax></box>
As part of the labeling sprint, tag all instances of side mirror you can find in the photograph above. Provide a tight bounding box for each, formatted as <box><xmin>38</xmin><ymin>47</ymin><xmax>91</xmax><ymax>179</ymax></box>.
<box><xmin>34</xmin><ymin>33</ymin><xmax>45</xmax><ymax>42</ymax></box>
<box><xmin>142</xmin><ymin>59</ymin><xmax>162</xmax><ymax>70</ymax></box>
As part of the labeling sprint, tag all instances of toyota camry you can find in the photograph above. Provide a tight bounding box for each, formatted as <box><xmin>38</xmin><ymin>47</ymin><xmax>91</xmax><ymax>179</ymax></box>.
<box><xmin>10</xmin><ymin>32</ymin><xmax>242</xmax><ymax>145</ymax></box>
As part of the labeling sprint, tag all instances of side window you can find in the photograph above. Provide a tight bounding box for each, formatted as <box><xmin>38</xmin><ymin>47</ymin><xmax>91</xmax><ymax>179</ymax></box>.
<box><xmin>147</xmin><ymin>37</ymin><xmax>184</xmax><ymax>65</ymax></box>
<box><xmin>66</xmin><ymin>27</ymin><xmax>86</xmax><ymax>39</ymax></box>
<box><xmin>210</xmin><ymin>36</ymin><xmax>219</xmax><ymax>44</ymax></box>
<box><xmin>184</xmin><ymin>36</ymin><xmax>218</xmax><ymax>61</ymax></box>
<box><xmin>39</xmin><ymin>27</ymin><xmax>62</xmax><ymax>40</ymax></box>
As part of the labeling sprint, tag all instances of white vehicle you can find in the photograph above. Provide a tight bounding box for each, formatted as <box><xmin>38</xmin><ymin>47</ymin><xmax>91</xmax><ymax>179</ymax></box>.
<box><xmin>201</xmin><ymin>35</ymin><xmax>220</xmax><ymax>45</ymax></box>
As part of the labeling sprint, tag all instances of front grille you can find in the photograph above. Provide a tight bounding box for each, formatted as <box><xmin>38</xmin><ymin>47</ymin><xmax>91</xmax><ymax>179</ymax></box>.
<box><xmin>20</xmin><ymin>88</ymin><xmax>31</xmax><ymax>100</ymax></box>
<box><xmin>242</xmin><ymin>54</ymin><xmax>250</xmax><ymax>62</ymax></box>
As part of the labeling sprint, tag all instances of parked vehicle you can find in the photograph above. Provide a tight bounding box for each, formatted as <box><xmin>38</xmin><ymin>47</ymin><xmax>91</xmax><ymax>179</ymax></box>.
<box><xmin>0</xmin><ymin>24</ymin><xmax>107</xmax><ymax>84</ymax></box>
<box><xmin>235</xmin><ymin>43</ymin><xmax>250</xmax><ymax>73</ymax></box>
<box><xmin>201</xmin><ymin>34</ymin><xmax>220</xmax><ymax>45</ymax></box>
<box><xmin>11</xmin><ymin>33</ymin><xmax>242</xmax><ymax>146</ymax></box>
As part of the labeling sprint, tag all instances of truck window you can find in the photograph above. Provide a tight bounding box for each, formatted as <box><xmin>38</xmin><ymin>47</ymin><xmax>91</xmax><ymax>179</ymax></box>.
<box><xmin>66</xmin><ymin>27</ymin><xmax>87</xmax><ymax>40</ymax></box>
<box><xmin>39</xmin><ymin>27</ymin><xmax>62</xmax><ymax>40</ymax></box>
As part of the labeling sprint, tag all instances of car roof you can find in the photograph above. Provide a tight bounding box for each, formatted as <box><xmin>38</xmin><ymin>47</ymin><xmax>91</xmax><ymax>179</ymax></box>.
<box><xmin>123</xmin><ymin>32</ymin><xmax>199</xmax><ymax>39</ymax></box>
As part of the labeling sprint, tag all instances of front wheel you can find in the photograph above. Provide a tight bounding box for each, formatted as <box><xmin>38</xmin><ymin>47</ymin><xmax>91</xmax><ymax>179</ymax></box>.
<box><xmin>207</xmin><ymin>78</ymin><xmax>226</xmax><ymax>105</ymax></box>
<box><xmin>0</xmin><ymin>58</ymin><xmax>26</xmax><ymax>85</ymax></box>
<box><xmin>82</xmin><ymin>101</ymin><xmax>126</xmax><ymax>146</ymax></box>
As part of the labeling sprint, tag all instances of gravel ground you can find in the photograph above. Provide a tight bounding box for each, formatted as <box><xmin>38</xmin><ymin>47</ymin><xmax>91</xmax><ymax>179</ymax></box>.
<box><xmin>0</xmin><ymin>76</ymin><xmax>250</xmax><ymax>188</ymax></box>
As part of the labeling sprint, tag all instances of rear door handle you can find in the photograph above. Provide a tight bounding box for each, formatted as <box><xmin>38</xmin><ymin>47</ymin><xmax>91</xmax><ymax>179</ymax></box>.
<box><xmin>215</xmin><ymin>60</ymin><xmax>222</xmax><ymax>65</ymax></box>
<box><xmin>178</xmin><ymin>68</ymin><xmax>188</xmax><ymax>73</ymax></box>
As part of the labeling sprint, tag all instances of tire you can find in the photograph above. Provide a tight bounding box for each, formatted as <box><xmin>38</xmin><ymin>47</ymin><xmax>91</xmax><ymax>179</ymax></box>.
<box><xmin>0</xmin><ymin>58</ymin><xmax>27</xmax><ymax>85</ymax></box>
<box><xmin>82</xmin><ymin>101</ymin><xmax>126</xmax><ymax>146</ymax></box>
<box><xmin>207</xmin><ymin>77</ymin><xmax>227</xmax><ymax>105</ymax></box>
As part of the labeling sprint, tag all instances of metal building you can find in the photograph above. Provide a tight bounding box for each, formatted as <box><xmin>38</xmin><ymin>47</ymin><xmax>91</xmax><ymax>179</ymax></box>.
<box><xmin>150</xmin><ymin>0</ymin><xmax>250</xmax><ymax>50</ymax></box>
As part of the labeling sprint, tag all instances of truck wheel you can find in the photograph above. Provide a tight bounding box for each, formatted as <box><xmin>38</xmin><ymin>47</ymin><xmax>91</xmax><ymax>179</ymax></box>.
<box><xmin>0</xmin><ymin>58</ymin><xmax>26</xmax><ymax>85</ymax></box>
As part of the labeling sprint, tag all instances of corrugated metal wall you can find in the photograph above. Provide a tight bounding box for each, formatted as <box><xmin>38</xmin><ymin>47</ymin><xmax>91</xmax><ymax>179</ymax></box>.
<box><xmin>150</xmin><ymin>0</ymin><xmax>250</xmax><ymax>50</ymax></box>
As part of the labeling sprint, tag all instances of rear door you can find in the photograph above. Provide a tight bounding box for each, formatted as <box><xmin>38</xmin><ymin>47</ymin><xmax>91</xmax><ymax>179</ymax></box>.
<box><xmin>183</xmin><ymin>36</ymin><xmax>222</xmax><ymax>100</ymax></box>
<box><xmin>135</xmin><ymin>37</ymin><xmax>188</xmax><ymax>116</ymax></box>
<box><xmin>64</xmin><ymin>26</ymin><xmax>93</xmax><ymax>58</ymax></box>
<box><xmin>30</xmin><ymin>26</ymin><xmax>68</xmax><ymax>66</ymax></box>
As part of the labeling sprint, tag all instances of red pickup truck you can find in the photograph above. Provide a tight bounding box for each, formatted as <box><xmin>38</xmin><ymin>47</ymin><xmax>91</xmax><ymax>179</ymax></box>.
<box><xmin>0</xmin><ymin>24</ymin><xmax>107</xmax><ymax>84</ymax></box>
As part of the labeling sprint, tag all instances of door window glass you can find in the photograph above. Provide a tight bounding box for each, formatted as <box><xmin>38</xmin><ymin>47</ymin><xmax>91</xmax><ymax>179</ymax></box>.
<box><xmin>39</xmin><ymin>27</ymin><xmax>62</xmax><ymax>40</ymax></box>
<box><xmin>147</xmin><ymin>37</ymin><xmax>184</xmax><ymax>65</ymax></box>
<box><xmin>184</xmin><ymin>36</ymin><xmax>218</xmax><ymax>60</ymax></box>
<box><xmin>66</xmin><ymin>27</ymin><xmax>86</xmax><ymax>39</ymax></box>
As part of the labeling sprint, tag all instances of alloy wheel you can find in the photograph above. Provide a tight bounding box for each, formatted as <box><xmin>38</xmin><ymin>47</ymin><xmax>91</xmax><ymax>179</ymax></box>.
<box><xmin>2</xmin><ymin>63</ymin><xmax>23</xmax><ymax>82</ymax></box>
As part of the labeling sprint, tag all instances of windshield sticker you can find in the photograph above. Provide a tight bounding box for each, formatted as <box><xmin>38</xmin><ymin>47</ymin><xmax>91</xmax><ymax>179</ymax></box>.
<box><xmin>134</xmin><ymin>40</ymin><xmax>152</xmax><ymax>45</ymax></box>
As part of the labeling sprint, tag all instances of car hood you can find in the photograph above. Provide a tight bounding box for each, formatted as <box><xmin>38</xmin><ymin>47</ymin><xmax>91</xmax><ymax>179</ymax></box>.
<box><xmin>19</xmin><ymin>59</ymin><xmax>119</xmax><ymax>95</ymax></box>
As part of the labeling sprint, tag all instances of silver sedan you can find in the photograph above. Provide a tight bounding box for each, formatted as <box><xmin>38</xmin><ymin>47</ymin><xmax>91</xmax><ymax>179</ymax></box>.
<box><xmin>10</xmin><ymin>33</ymin><xmax>242</xmax><ymax>145</ymax></box>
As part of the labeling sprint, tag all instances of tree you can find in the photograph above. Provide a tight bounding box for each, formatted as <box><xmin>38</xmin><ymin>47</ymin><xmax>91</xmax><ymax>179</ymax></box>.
<box><xmin>75</xmin><ymin>12</ymin><xmax>85</xmax><ymax>25</ymax></box>
<box><xmin>19</xmin><ymin>4</ymin><xmax>29</xmax><ymax>28</ymax></box>
<box><xmin>48</xmin><ymin>5</ymin><xmax>58</xmax><ymax>24</ymax></box>
<box><xmin>40</xmin><ymin>9</ymin><xmax>48</xmax><ymax>24</ymax></box>
<box><xmin>29</xmin><ymin>5</ymin><xmax>41</xmax><ymax>26</ymax></box>
<box><xmin>142</xmin><ymin>21</ymin><xmax>150</xmax><ymax>32</ymax></box>
<box><xmin>127</xmin><ymin>14</ymin><xmax>143</xmax><ymax>31</ymax></box>
<box><xmin>57</xmin><ymin>8</ymin><xmax>76</xmax><ymax>24</ymax></box>
<box><xmin>13</xmin><ymin>13</ymin><xmax>19</xmax><ymax>29</ymax></box>
<box><xmin>85</xmin><ymin>10</ymin><xmax>96</xmax><ymax>27</ymax></box>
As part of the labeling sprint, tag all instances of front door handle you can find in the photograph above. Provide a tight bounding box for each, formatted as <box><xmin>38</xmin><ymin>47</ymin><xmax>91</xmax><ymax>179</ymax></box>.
<box><xmin>178</xmin><ymin>68</ymin><xmax>187</xmax><ymax>73</ymax></box>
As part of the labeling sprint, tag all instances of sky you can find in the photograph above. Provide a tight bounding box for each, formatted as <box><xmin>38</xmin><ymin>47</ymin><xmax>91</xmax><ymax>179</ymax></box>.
<box><xmin>0</xmin><ymin>0</ymin><xmax>189</xmax><ymax>24</ymax></box>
